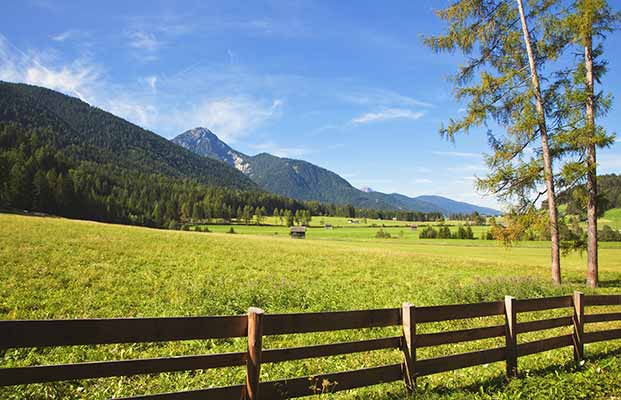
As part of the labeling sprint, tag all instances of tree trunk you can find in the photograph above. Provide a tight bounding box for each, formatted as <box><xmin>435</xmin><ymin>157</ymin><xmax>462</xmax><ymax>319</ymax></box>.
<box><xmin>584</xmin><ymin>34</ymin><xmax>598</xmax><ymax>288</ymax></box>
<box><xmin>516</xmin><ymin>0</ymin><xmax>561</xmax><ymax>284</ymax></box>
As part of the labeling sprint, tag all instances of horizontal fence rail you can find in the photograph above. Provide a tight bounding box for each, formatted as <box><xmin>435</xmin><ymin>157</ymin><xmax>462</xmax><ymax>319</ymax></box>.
<box><xmin>1</xmin><ymin>292</ymin><xmax>620</xmax><ymax>399</ymax></box>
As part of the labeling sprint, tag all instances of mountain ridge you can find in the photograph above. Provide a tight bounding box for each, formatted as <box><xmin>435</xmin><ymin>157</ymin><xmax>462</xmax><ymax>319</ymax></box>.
<box><xmin>172</xmin><ymin>127</ymin><xmax>501</xmax><ymax>215</ymax></box>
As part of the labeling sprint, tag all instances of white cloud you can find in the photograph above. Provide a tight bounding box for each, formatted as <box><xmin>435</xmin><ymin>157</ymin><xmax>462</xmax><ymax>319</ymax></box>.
<box><xmin>105</xmin><ymin>99</ymin><xmax>157</xmax><ymax>129</ymax></box>
<box><xmin>413</xmin><ymin>166</ymin><xmax>432</xmax><ymax>173</ymax></box>
<box><xmin>170</xmin><ymin>97</ymin><xmax>283</xmax><ymax>142</ymax></box>
<box><xmin>50</xmin><ymin>30</ymin><xmax>90</xmax><ymax>43</ymax></box>
<box><xmin>0</xmin><ymin>35</ymin><xmax>100</xmax><ymax>102</ymax></box>
<box><xmin>433</xmin><ymin>151</ymin><xmax>480</xmax><ymax>158</ymax></box>
<box><xmin>250</xmin><ymin>141</ymin><xmax>308</xmax><ymax>158</ymax></box>
<box><xmin>144</xmin><ymin>75</ymin><xmax>157</xmax><ymax>91</ymax></box>
<box><xmin>340</xmin><ymin>88</ymin><xmax>432</xmax><ymax>108</ymax></box>
<box><xmin>351</xmin><ymin>108</ymin><xmax>425</xmax><ymax>125</ymax></box>
<box><xmin>414</xmin><ymin>178</ymin><xmax>432</xmax><ymax>184</ymax></box>
<box><xmin>51</xmin><ymin>31</ymin><xmax>75</xmax><ymax>42</ymax></box>
<box><xmin>128</xmin><ymin>31</ymin><xmax>163</xmax><ymax>51</ymax></box>
<box><xmin>598</xmin><ymin>153</ymin><xmax>621</xmax><ymax>172</ymax></box>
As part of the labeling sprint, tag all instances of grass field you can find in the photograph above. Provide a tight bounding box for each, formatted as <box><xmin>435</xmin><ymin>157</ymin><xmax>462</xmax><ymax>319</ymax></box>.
<box><xmin>599</xmin><ymin>208</ymin><xmax>621</xmax><ymax>230</ymax></box>
<box><xmin>2</xmin><ymin>213</ymin><xmax>621</xmax><ymax>399</ymax></box>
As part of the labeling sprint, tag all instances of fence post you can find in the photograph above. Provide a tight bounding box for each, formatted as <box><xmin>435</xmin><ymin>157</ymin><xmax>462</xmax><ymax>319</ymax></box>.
<box><xmin>402</xmin><ymin>302</ymin><xmax>416</xmax><ymax>392</ymax></box>
<box><xmin>504</xmin><ymin>296</ymin><xmax>518</xmax><ymax>378</ymax></box>
<box><xmin>573</xmin><ymin>291</ymin><xmax>584</xmax><ymax>364</ymax></box>
<box><xmin>245</xmin><ymin>307</ymin><xmax>264</xmax><ymax>400</ymax></box>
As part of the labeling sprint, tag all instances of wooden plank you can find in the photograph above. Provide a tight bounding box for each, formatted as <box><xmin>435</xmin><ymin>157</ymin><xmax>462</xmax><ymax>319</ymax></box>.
<box><xmin>514</xmin><ymin>296</ymin><xmax>572</xmax><ymax>313</ymax></box>
<box><xmin>417</xmin><ymin>347</ymin><xmax>505</xmax><ymax>376</ymax></box>
<box><xmin>416</xmin><ymin>301</ymin><xmax>504</xmax><ymax>323</ymax></box>
<box><xmin>0</xmin><ymin>352</ymin><xmax>246</xmax><ymax>386</ymax></box>
<box><xmin>258</xmin><ymin>363</ymin><xmax>403</xmax><ymax>399</ymax></box>
<box><xmin>262</xmin><ymin>308</ymin><xmax>400</xmax><ymax>335</ymax></box>
<box><xmin>401</xmin><ymin>303</ymin><xmax>416</xmax><ymax>391</ymax></box>
<box><xmin>573</xmin><ymin>291</ymin><xmax>584</xmax><ymax>363</ymax></box>
<box><xmin>584</xmin><ymin>328</ymin><xmax>621</xmax><ymax>344</ymax></box>
<box><xmin>515</xmin><ymin>316</ymin><xmax>573</xmax><ymax>334</ymax></box>
<box><xmin>262</xmin><ymin>336</ymin><xmax>401</xmax><ymax>364</ymax></box>
<box><xmin>584</xmin><ymin>295</ymin><xmax>621</xmax><ymax>306</ymax></box>
<box><xmin>584</xmin><ymin>312</ymin><xmax>621</xmax><ymax>324</ymax></box>
<box><xmin>245</xmin><ymin>307</ymin><xmax>264</xmax><ymax>400</ymax></box>
<box><xmin>505</xmin><ymin>296</ymin><xmax>517</xmax><ymax>377</ymax></box>
<box><xmin>417</xmin><ymin>325</ymin><xmax>505</xmax><ymax>348</ymax></box>
<box><xmin>0</xmin><ymin>316</ymin><xmax>248</xmax><ymax>349</ymax></box>
<box><xmin>516</xmin><ymin>334</ymin><xmax>573</xmax><ymax>357</ymax></box>
<box><xmin>112</xmin><ymin>384</ymin><xmax>244</xmax><ymax>400</ymax></box>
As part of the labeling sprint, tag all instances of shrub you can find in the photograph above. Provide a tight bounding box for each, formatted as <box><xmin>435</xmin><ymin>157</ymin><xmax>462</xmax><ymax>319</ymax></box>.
<box><xmin>419</xmin><ymin>225</ymin><xmax>438</xmax><ymax>239</ymax></box>
<box><xmin>227</xmin><ymin>227</ymin><xmax>236</xmax><ymax>234</ymax></box>
<box><xmin>375</xmin><ymin>229</ymin><xmax>391</xmax><ymax>239</ymax></box>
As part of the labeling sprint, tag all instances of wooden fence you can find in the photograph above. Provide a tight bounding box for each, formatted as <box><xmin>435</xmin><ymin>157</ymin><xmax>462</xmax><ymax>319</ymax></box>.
<box><xmin>1</xmin><ymin>292</ymin><xmax>620</xmax><ymax>399</ymax></box>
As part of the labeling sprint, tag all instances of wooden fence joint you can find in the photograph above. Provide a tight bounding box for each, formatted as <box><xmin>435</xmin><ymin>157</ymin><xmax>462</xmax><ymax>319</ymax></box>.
<box><xmin>245</xmin><ymin>307</ymin><xmax>264</xmax><ymax>400</ymax></box>
<box><xmin>573</xmin><ymin>291</ymin><xmax>585</xmax><ymax>365</ymax></box>
<box><xmin>402</xmin><ymin>302</ymin><xmax>416</xmax><ymax>392</ymax></box>
<box><xmin>504</xmin><ymin>296</ymin><xmax>518</xmax><ymax>378</ymax></box>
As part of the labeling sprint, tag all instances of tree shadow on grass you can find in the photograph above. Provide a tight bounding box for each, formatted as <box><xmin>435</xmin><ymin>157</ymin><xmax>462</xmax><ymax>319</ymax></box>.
<box><xmin>385</xmin><ymin>348</ymin><xmax>621</xmax><ymax>399</ymax></box>
<box><xmin>560</xmin><ymin>276</ymin><xmax>621</xmax><ymax>289</ymax></box>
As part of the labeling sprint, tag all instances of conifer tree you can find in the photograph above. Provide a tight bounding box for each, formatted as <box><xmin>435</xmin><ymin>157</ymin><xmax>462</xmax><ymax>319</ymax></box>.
<box><xmin>548</xmin><ymin>0</ymin><xmax>618</xmax><ymax>286</ymax></box>
<box><xmin>426</xmin><ymin>0</ymin><xmax>565</xmax><ymax>283</ymax></box>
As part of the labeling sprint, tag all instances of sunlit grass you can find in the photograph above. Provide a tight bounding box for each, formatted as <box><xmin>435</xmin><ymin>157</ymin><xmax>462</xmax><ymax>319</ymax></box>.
<box><xmin>1</xmin><ymin>213</ymin><xmax>621</xmax><ymax>399</ymax></box>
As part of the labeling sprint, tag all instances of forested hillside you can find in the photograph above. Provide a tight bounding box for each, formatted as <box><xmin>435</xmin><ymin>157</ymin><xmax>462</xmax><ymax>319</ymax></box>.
<box><xmin>173</xmin><ymin>128</ymin><xmax>501</xmax><ymax>215</ymax></box>
<box><xmin>562</xmin><ymin>174</ymin><xmax>621</xmax><ymax>216</ymax></box>
<box><xmin>0</xmin><ymin>82</ymin><xmax>444</xmax><ymax>227</ymax></box>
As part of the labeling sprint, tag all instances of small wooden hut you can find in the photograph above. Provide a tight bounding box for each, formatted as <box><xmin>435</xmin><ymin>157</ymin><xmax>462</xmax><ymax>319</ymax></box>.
<box><xmin>290</xmin><ymin>226</ymin><xmax>306</xmax><ymax>239</ymax></box>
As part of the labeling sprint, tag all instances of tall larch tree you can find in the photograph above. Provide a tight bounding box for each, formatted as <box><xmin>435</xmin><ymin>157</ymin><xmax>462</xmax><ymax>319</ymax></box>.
<box><xmin>550</xmin><ymin>0</ymin><xmax>619</xmax><ymax>287</ymax></box>
<box><xmin>425</xmin><ymin>0</ymin><xmax>565</xmax><ymax>283</ymax></box>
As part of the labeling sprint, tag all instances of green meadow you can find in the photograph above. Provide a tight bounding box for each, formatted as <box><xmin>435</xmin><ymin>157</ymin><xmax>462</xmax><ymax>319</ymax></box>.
<box><xmin>2</xmin><ymin>213</ymin><xmax>621</xmax><ymax>399</ymax></box>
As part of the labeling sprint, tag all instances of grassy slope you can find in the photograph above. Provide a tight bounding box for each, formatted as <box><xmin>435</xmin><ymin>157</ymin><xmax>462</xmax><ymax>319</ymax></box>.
<box><xmin>599</xmin><ymin>208</ymin><xmax>621</xmax><ymax>230</ymax></box>
<box><xmin>1</xmin><ymin>213</ymin><xmax>621</xmax><ymax>399</ymax></box>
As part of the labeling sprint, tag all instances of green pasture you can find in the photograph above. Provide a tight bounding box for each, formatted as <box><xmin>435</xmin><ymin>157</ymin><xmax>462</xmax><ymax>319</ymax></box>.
<box><xmin>1</xmin><ymin>213</ymin><xmax>621</xmax><ymax>399</ymax></box>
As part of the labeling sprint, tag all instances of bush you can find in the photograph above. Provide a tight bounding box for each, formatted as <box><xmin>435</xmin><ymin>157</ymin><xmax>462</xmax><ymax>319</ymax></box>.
<box><xmin>600</xmin><ymin>225</ymin><xmax>621</xmax><ymax>241</ymax></box>
<box><xmin>227</xmin><ymin>227</ymin><xmax>236</xmax><ymax>234</ymax></box>
<box><xmin>375</xmin><ymin>229</ymin><xmax>391</xmax><ymax>239</ymax></box>
<box><xmin>419</xmin><ymin>225</ymin><xmax>438</xmax><ymax>239</ymax></box>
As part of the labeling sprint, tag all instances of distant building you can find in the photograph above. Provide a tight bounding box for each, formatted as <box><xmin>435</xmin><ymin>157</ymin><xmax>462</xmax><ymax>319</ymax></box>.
<box><xmin>324</xmin><ymin>224</ymin><xmax>333</xmax><ymax>230</ymax></box>
<box><xmin>290</xmin><ymin>226</ymin><xmax>306</xmax><ymax>239</ymax></box>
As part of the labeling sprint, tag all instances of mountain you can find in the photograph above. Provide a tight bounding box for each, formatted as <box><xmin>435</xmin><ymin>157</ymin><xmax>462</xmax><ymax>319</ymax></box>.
<box><xmin>172</xmin><ymin>128</ymin><xmax>501</xmax><ymax>215</ymax></box>
<box><xmin>171</xmin><ymin>128</ymin><xmax>252</xmax><ymax>174</ymax></box>
<box><xmin>0</xmin><ymin>82</ymin><xmax>310</xmax><ymax>229</ymax></box>
<box><xmin>413</xmin><ymin>195</ymin><xmax>501</xmax><ymax>216</ymax></box>
<box><xmin>172</xmin><ymin>128</ymin><xmax>402</xmax><ymax>209</ymax></box>
<box><xmin>0</xmin><ymin>82</ymin><xmax>257</xmax><ymax>191</ymax></box>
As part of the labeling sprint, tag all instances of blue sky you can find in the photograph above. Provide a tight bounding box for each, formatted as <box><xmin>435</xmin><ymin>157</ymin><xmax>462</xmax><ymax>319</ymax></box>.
<box><xmin>1</xmin><ymin>0</ymin><xmax>620</xmax><ymax>208</ymax></box>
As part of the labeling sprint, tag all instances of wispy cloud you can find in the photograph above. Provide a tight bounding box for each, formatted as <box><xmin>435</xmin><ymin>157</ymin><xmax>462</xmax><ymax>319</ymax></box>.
<box><xmin>170</xmin><ymin>98</ymin><xmax>283</xmax><ymax>142</ymax></box>
<box><xmin>351</xmin><ymin>108</ymin><xmax>425</xmax><ymax>125</ymax></box>
<box><xmin>414</xmin><ymin>178</ymin><xmax>432</xmax><ymax>184</ymax></box>
<box><xmin>128</xmin><ymin>31</ymin><xmax>163</xmax><ymax>52</ymax></box>
<box><xmin>144</xmin><ymin>75</ymin><xmax>157</xmax><ymax>91</ymax></box>
<box><xmin>0</xmin><ymin>35</ymin><xmax>100</xmax><ymax>102</ymax></box>
<box><xmin>433</xmin><ymin>151</ymin><xmax>480</xmax><ymax>158</ymax></box>
<box><xmin>51</xmin><ymin>30</ymin><xmax>79</xmax><ymax>42</ymax></box>
<box><xmin>445</xmin><ymin>164</ymin><xmax>487</xmax><ymax>172</ymax></box>
<box><xmin>249</xmin><ymin>141</ymin><xmax>308</xmax><ymax>158</ymax></box>
<box><xmin>340</xmin><ymin>88</ymin><xmax>433</xmax><ymax>108</ymax></box>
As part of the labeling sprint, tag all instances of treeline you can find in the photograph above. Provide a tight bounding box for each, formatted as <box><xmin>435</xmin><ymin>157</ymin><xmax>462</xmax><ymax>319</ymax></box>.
<box><xmin>0</xmin><ymin>124</ymin><xmax>443</xmax><ymax>228</ymax></box>
<box><xmin>419</xmin><ymin>224</ymin><xmax>475</xmax><ymax>240</ymax></box>
<box><xmin>562</xmin><ymin>174</ymin><xmax>621</xmax><ymax>217</ymax></box>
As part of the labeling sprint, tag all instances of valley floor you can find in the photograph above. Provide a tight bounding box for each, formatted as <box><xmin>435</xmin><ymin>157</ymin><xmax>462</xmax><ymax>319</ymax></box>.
<box><xmin>1</xmin><ymin>213</ymin><xmax>621</xmax><ymax>399</ymax></box>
